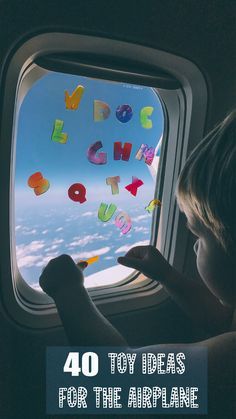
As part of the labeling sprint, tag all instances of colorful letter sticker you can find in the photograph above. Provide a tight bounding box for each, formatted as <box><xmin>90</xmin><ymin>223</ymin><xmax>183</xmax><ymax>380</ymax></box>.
<box><xmin>68</xmin><ymin>183</ymin><xmax>87</xmax><ymax>203</ymax></box>
<box><xmin>140</xmin><ymin>106</ymin><xmax>154</xmax><ymax>129</ymax></box>
<box><xmin>98</xmin><ymin>203</ymin><xmax>117</xmax><ymax>222</ymax></box>
<box><xmin>28</xmin><ymin>172</ymin><xmax>50</xmax><ymax>196</ymax></box>
<box><xmin>125</xmin><ymin>176</ymin><xmax>144</xmax><ymax>197</ymax></box>
<box><xmin>87</xmin><ymin>141</ymin><xmax>107</xmax><ymax>165</ymax></box>
<box><xmin>115</xmin><ymin>211</ymin><xmax>132</xmax><ymax>235</ymax></box>
<box><xmin>116</xmin><ymin>104</ymin><xmax>133</xmax><ymax>123</ymax></box>
<box><xmin>114</xmin><ymin>142</ymin><xmax>132</xmax><ymax>161</ymax></box>
<box><xmin>94</xmin><ymin>100</ymin><xmax>111</xmax><ymax>121</ymax></box>
<box><xmin>136</xmin><ymin>143</ymin><xmax>155</xmax><ymax>166</ymax></box>
<box><xmin>51</xmin><ymin>119</ymin><xmax>68</xmax><ymax>144</ymax></box>
<box><xmin>65</xmin><ymin>85</ymin><xmax>85</xmax><ymax>110</ymax></box>
<box><xmin>106</xmin><ymin>176</ymin><xmax>120</xmax><ymax>195</ymax></box>
<box><xmin>145</xmin><ymin>199</ymin><xmax>162</xmax><ymax>213</ymax></box>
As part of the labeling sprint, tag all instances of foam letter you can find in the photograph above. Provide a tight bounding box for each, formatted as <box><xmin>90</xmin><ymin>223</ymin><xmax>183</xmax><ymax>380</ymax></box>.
<box><xmin>140</xmin><ymin>106</ymin><xmax>154</xmax><ymax>129</ymax></box>
<box><xmin>145</xmin><ymin>199</ymin><xmax>161</xmax><ymax>213</ymax></box>
<box><xmin>98</xmin><ymin>203</ymin><xmax>117</xmax><ymax>222</ymax></box>
<box><xmin>114</xmin><ymin>142</ymin><xmax>132</xmax><ymax>161</ymax></box>
<box><xmin>87</xmin><ymin>141</ymin><xmax>107</xmax><ymax>164</ymax></box>
<box><xmin>94</xmin><ymin>100</ymin><xmax>111</xmax><ymax>121</ymax></box>
<box><xmin>68</xmin><ymin>183</ymin><xmax>87</xmax><ymax>203</ymax></box>
<box><xmin>106</xmin><ymin>176</ymin><xmax>120</xmax><ymax>195</ymax></box>
<box><xmin>28</xmin><ymin>172</ymin><xmax>50</xmax><ymax>196</ymax></box>
<box><xmin>116</xmin><ymin>104</ymin><xmax>133</xmax><ymax>123</ymax></box>
<box><xmin>65</xmin><ymin>85</ymin><xmax>85</xmax><ymax>110</ymax></box>
<box><xmin>51</xmin><ymin>119</ymin><xmax>68</xmax><ymax>144</ymax></box>
<box><xmin>135</xmin><ymin>143</ymin><xmax>155</xmax><ymax>166</ymax></box>
<box><xmin>115</xmin><ymin>211</ymin><xmax>132</xmax><ymax>234</ymax></box>
<box><xmin>125</xmin><ymin>176</ymin><xmax>144</xmax><ymax>197</ymax></box>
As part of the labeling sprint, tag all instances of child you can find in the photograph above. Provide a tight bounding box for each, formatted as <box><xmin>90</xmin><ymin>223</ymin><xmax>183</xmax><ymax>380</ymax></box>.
<box><xmin>39</xmin><ymin>111</ymin><xmax>236</xmax><ymax>411</ymax></box>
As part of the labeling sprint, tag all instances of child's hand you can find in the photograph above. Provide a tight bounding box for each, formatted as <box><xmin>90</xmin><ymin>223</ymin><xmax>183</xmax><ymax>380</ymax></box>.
<box><xmin>117</xmin><ymin>245</ymin><xmax>172</xmax><ymax>283</ymax></box>
<box><xmin>39</xmin><ymin>254</ymin><xmax>87</xmax><ymax>299</ymax></box>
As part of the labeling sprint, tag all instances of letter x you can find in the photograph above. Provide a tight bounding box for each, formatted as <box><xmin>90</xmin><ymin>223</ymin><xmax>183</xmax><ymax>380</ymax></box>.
<box><xmin>125</xmin><ymin>176</ymin><xmax>144</xmax><ymax>196</ymax></box>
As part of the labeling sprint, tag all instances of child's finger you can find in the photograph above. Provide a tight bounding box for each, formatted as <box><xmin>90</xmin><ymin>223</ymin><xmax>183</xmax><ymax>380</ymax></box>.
<box><xmin>117</xmin><ymin>256</ymin><xmax>143</xmax><ymax>271</ymax></box>
<box><xmin>124</xmin><ymin>245</ymin><xmax>149</xmax><ymax>259</ymax></box>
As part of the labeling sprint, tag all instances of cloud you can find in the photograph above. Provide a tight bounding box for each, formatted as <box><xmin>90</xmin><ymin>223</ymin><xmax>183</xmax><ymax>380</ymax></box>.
<box><xmin>16</xmin><ymin>240</ymin><xmax>45</xmax><ymax>258</ymax></box>
<box><xmin>16</xmin><ymin>240</ymin><xmax>46</xmax><ymax>268</ymax></box>
<box><xmin>115</xmin><ymin>240</ymin><xmax>149</xmax><ymax>254</ymax></box>
<box><xmin>55</xmin><ymin>227</ymin><xmax>63</xmax><ymax>232</ymax></box>
<box><xmin>43</xmin><ymin>239</ymin><xmax>64</xmax><ymax>252</ymax></box>
<box><xmin>45</xmin><ymin>244</ymin><xmax>60</xmax><ymax>252</ymax></box>
<box><xmin>15</xmin><ymin>225</ymin><xmax>22</xmax><ymax>231</ymax></box>
<box><xmin>52</xmin><ymin>239</ymin><xmax>64</xmax><ymax>245</ymax></box>
<box><xmin>69</xmin><ymin>233</ymin><xmax>107</xmax><ymax>248</ymax></box>
<box><xmin>104</xmin><ymin>256</ymin><xmax>114</xmax><ymax>260</ymax></box>
<box><xmin>42</xmin><ymin>230</ymin><xmax>49</xmax><ymax>235</ymax></box>
<box><xmin>65</xmin><ymin>214</ymin><xmax>81</xmax><ymax>222</ymax></box>
<box><xmin>81</xmin><ymin>211</ymin><xmax>96</xmax><ymax>217</ymax></box>
<box><xmin>133</xmin><ymin>226</ymin><xmax>149</xmax><ymax>233</ymax></box>
<box><xmin>22</xmin><ymin>228</ymin><xmax>37</xmax><ymax>235</ymax></box>
<box><xmin>132</xmin><ymin>214</ymin><xmax>150</xmax><ymax>222</ymax></box>
<box><xmin>35</xmin><ymin>252</ymin><xmax>60</xmax><ymax>267</ymax></box>
<box><xmin>70</xmin><ymin>246</ymin><xmax>111</xmax><ymax>260</ymax></box>
<box><xmin>17</xmin><ymin>255</ymin><xmax>42</xmax><ymax>268</ymax></box>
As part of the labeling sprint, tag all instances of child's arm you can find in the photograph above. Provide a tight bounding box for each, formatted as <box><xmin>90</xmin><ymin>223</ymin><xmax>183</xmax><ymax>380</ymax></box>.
<box><xmin>39</xmin><ymin>258</ymin><xmax>235</xmax><ymax>415</ymax></box>
<box><xmin>118</xmin><ymin>245</ymin><xmax>233</xmax><ymax>334</ymax></box>
<box><xmin>39</xmin><ymin>255</ymin><xmax>127</xmax><ymax>346</ymax></box>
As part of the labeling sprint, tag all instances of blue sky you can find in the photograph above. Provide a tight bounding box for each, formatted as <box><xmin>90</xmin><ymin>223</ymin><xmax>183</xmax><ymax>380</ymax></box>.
<box><xmin>14</xmin><ymin>72</ymin><xmax>164</xmax><ymax>289</ymax></box>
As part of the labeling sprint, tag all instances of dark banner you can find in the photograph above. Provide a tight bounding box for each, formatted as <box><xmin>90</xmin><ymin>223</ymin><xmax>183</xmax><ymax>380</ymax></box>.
<box><xmin>46</xmin><ymin>346</ymin><xmax>207</xmax><ymax>414</ymax></box>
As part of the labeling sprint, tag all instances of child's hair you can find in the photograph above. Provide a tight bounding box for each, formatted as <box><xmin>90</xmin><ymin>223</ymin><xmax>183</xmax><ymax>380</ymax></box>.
<box><xmin>176</xmin><ymin>110</ymin><xmax>236</xmax><ymax>255</ymax></box>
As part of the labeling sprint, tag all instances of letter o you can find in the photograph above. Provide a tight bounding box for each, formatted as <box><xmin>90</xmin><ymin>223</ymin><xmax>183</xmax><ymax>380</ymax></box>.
<box><xmin>116</xmin><ymin>104</ymin><xmax>133</xmax><ymax>123</ymax></box>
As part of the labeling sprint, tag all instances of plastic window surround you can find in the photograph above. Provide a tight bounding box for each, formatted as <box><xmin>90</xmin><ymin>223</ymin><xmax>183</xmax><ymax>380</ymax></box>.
<box><xmin>0</xmin><ymin>34</ymin><xmax>207</xmax><ymax>329</ymax></box>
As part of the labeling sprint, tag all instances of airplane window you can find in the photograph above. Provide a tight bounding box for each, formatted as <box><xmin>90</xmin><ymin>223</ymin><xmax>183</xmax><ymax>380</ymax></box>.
<box><xmin>14</xmin><ymin>72</ymin><xmax>164</xmax><ymax>291</ymax></box>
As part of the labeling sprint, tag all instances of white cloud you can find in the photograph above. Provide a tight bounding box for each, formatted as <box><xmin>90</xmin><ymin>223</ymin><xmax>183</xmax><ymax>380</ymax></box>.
<box><xmin>104</xmin><ymin>256</ymin><xmax>114</xmax><ymax>260</ymax></box>
<box><xmin>133</xmin><ymin>226</ymin><xmax>149</xmax><ymax>233</ymax></box>
<box><xmin>132</xmin><ymin>214</ymin><xmax>150</xmax><ymax>222</ymax></box>
<box><xmin>65</xmin><ymin>214</ymin><xmax>81</xmax><ymax>222</ymax></box>
<box><xmin>16</xmin><ymin>240</ymin><xmax>45</xmax><ymax>258</ymax></box>
<box><xmin>115</xmin><ymin>240</ymin><xmax>149</xmax><ymax>254</ymax></box>
<box><xmin>16</xmin><ymin>240</ymin><xmax>46</xmax><ymax>268</ymax></box>
<box><xmin>45</xmin><ymin>244</ymin><xmax>60</xmax><ymax>252</ymax></box>
<box><xmin>55</xmin><ymin>227</ymin><xmax>63</xmax><ymax>232</ymax></box>
<box><xmin>35</xmin><ymin>252</ymin><xmax>59</xmax><ymax>267</ymax></box>
<box><xmin>52</xmin><ymin>239</ymin><xmax>64</xmax><ymax>245</ymax></box>
<box><xmin>69</xmin><ymin>233</ymin><xmax>107</xmax><ymax>248</ymax></box>
<box><xmin>70</xmin><ymin>246</ymin><xmax>111</xmax><ymax>260</ymax></box>
<box><xmin>15</xmin><ymin>225</ymin><xmax>22</xmax><ymax>231</ymax></box>
<box><xmin>81</xmin><ymin>211</ymin><xmax>96</xmax><ymax>217</ymax></box>
<box><xmin>17</xmin><ymin>255</ymin><xmax>42</xmax><ymax>268</ymax></box>
<box><xmin>42</xmin><ymin>230</ymin><xmax>49</xmax><ymax>235</ymax></box>
<box><xmin>22</xmin><ymin>228</ymin><xmax>37</xmax><ymax>235</ymax></box>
